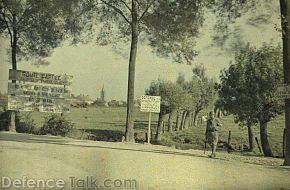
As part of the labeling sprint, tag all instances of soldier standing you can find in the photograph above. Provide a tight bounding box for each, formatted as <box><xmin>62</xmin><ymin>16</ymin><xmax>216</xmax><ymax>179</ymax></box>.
<box><xmin>205</xmin><ymin>111</ymin><xmax>222</xmax><ymax>158</ymax></box>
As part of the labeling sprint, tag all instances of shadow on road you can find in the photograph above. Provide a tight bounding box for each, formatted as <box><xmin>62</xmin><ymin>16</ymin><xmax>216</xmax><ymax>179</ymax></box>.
<box><xmin>0</xmin><ymin>132</ymin><xmax>213</xmax><ymax>159</ymax></box>
<box><xmin>1</xmin><ymin>132</ymin><xmax>289</xmax><ymax>172</ymax></box>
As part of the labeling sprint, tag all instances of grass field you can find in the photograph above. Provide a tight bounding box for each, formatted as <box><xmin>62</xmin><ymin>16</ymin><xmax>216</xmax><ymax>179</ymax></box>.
<box><xmin>19</xmin><ymin>106</ymin><xmax>285</xmax><ymax>157</ymax></box>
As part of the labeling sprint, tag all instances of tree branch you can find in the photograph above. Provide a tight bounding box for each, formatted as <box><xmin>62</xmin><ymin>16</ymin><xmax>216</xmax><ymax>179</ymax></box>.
<box><xmin>1</xmin><ymin>10</ymin><xmax>13</xmax><ymax>46</ymax></box>
<box><xmin>100</xmin><ymin>0</ymin><xmax>131</xmax><ymax>24</ymax></box>
<box><xmin>138</xmin><ymin>0</ymin><xmax>156</xmax><ymax>21</ymax></box>
<box><xmin>17</xmin><ymin>4</ymin><xmax>32</xmax><ymax>26</ymax></box>
<box><xmin>2</xmin><ymin>6</ymin><xmax>12</xmax><ymax>23</ymax></box>
<box><xmin>120</xmin><ymin>0</ymin><xmax>131</xmax><ymax>12</ymax></box>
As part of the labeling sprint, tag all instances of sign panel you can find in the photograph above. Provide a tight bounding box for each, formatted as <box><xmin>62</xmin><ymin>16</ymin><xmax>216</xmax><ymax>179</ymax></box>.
<box><xmin>9</xmin><ymin>69</ymin><xmax>73</xmax><ymax>86</ymax></box>
<box><xmin>8</xmin><ymin>83</ymin><xmax>71</xmax><ymax>99</ymax></box>
<box><xmin>277</xmin><ymin>84</ymin><xmax>290</xmax><ymax>99</ymax></box>
<box><xmin>140</xmin><ymin>95</ymin><xmax>161</xmax><ymax>113</ymax></box>
<box><xmin>8</xmin><ymin>95</ymin><xmax>70</xmax><ymax>113</ymax></box>
<box><xmin>8</xmin><ymin>69</ymin><xmax>73</xmax><ymax>113</ymax></box>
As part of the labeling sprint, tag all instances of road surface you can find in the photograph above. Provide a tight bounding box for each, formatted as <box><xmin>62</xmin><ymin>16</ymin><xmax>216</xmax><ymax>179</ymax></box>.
<box><xmin>0</xmin><ymin>132</ymin><xmax>290</xmax><ymax>190</ymax></box>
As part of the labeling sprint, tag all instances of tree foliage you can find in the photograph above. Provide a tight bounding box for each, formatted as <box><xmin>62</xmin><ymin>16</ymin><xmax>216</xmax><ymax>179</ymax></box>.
<box><xmin>145</xmin><ymin>64</ymin><xmax>217</xmax><ymax>136</ymax></box>
<box><xmin>217</xmin><ymin>43</ymin><xmax>283</xmax><ymax>156</ymax></box>
<box><xmin>211</xmin><ymin>0</ymin><xmax>275</xmax><ymax>49</ymax></box>
<box><xmin>218</xmin><ymin>44</ymin><xmax>283</xmax><ymax>124</ymax></box>
<box><xmin>145</xmin><ymin>79</ymin><xmax>187</xmax><ymax>114</ymax></box>
<box><xmin>95</xmin><ymin>0</ymin><xmax>214</xmax><ymax>64</ymax></box>
<box><xmin>0</xmin><ymin>0</ymin><xmax>84</xmax><ymax>66</ymax></box>
<box><xmin>191</xmin><ymin>65</ymin><xmax>216</xmax><ymax>113</ymax></box>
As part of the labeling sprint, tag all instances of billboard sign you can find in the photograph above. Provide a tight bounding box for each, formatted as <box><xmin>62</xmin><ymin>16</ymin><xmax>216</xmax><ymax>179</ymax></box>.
<box><xmin>8</xmin><ymin>83</ymin><xmax>71</xmax><ymax>99</ymax></box>
<box><xmin>8</xmin><ymin>95</ymin><xmax>70</xmax><ymax>113</ymax></box>
<box><xmin>8</xmin><ymin>69</ymin><xmax>72</xmax><ymax>113</ymax></box>
<box><xmin>9</xmin><ymin>69</ymin><xmax>73</xmax><ymax>86</ymax></box>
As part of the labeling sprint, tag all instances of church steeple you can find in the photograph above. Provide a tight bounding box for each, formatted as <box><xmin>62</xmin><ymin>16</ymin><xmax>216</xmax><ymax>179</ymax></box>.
<box><xmin>100</xmin><ymin>85</ymin><xmax>105</xmax><ymax>101</ymax></box>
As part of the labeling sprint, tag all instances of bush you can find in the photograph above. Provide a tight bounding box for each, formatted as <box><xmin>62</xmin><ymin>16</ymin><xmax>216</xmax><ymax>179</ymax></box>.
<box><xmin>0</xmin><ymin>111</ymin><xmax>10</xmax><ymax>131</ymax></box>
<box><xmin>157</xmin><ymin>133</ymin><xmax>175</xmax><ymax>147</ymax></box>
<box><xmin>0</xmin><ymin>111</ymin><xmax>20</xmax><ymax>131</ymax></box>
<box><xmin>39</xmin><ymin>114</ymin><xmax>74</xmax><ymax>137</ymax></box>
<box><xmin>17</xmin><ymin>113</ymin><xmax>36</xmax><ymax>134</ymax></box>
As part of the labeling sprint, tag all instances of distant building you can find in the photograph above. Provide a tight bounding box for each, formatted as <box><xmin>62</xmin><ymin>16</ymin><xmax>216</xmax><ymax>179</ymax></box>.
<box><xmin>79</xmin><ymin>94</ymin><xmax>94</xmax><ymax>105</ymax></box>
<box><xmin>108</xmin><ymin>100</ymin><xmax>120</xmax><ymax>107</ymax></box>
<box><xmin>71</xmin><ymin>94</ymin><xmax>94</xmax><ymax>107</ymax></box>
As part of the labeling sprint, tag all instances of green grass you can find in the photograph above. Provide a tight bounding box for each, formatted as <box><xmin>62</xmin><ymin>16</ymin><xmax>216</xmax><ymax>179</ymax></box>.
<box><xmin>161</xmin><ymin>114</ymin><xmax>285</xmax><ymax>157</ymax></box>
<box><xmin>19</xmin><ymin>107</ymin><xmax>285</xmax><ymax>157</ymax></box>
<box><xmin>21</xmin><ymin>106</ymin><xmax>159</xmax><ymax>132</ymax></box>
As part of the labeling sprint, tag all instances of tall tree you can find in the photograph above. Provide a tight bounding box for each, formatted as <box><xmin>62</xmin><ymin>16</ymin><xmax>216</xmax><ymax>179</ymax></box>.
<box><xmin>280</xmin><ymin>0</ymin><xmax>290</xmax><ymax>166</ymax></box>
<box><xmin>94</xmin><ymin>0</ymin><xmax>213</xmax><ymax>142</ymax></box>
<box><xmin>0</xmin><ymin>0</ymin><xmax>81</xmax><ymax>131</ymax></box>
<box><xmin>213</xmin><ymin>0</ymin><xmax>290</xmax><ymax>165</ymax></box>
<box><xmin>174</xmin><ymin>66</ymin><xmax>216</xmax><ymax>129</ymax></box>
<box><xmin>191</xmin><ymin>65</ymin><xmax>216</xmax><ymax>126</ymax></box>
<box><xmin>145</xmin><ymin>79</ymin><xmax>187</xmax><ymax>141</ymax></box>
<box><xmin>218</xmin><ymin>44</ymin><xmax>283</xmax><ymax>157</ymax></box>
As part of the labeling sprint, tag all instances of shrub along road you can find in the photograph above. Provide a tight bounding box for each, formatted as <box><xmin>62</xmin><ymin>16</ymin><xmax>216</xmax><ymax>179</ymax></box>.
<box><xmin>0</xmin><ymin>132</ymin><xmax>290</xmax><ymax>190</ymax></box>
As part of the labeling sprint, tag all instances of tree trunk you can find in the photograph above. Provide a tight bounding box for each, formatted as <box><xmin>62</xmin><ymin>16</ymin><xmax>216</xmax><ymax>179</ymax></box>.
<box><xmin>125</xmin><ymin>1</ymin><xmax>139</xmax><ymax>142</ymax></box>
<box><xmin>155</xmin><ymin>113</ymin><xmax>166</xmax><ymax>141</ymax></box>
<box><xmin>175</xmin><ymin>110</ymin><xmax>180</xmax><ymax>131</ymax></box>
<box><xmin>183</xmin><ymin>111</ymin><xmax>190</xmax><ymax>129</ymax></box>
<box><xmin>162</xmin><ymin>116</ymin><xmax>166</xmax><ymax>134</ymax></box>
<box><xmin>217</xmin><ymin>109</ymin><xmax>221</xmax><ymax>118</ymax></box>
<box><xmin>193</xmin><ymin>110</ymin><xmax>199</xmax><ymax>127</ymax></box>
<box><xmin>214</xmin><ymin>106</ymin><xmax>218</xmax><ymax>117</ymax></box>
<box><xmin>189</xmin><ymin>112</ymin><xmax>194</xmax><ymax>127</ymax></box>
<box><xmin>259</xmin><ymin>121</ymin><xmax>273</xmax><ymax>157</ymax></box>
<box><xmin>280</xmin><ymin>0</ymin><xmax>290</xmax><ymax>166</ymax></box>
<box><xmin>247</xmin><ymin>125</ymin><xmax>254</xmax><ymax>152</ymax></box>
<box><xmin>179</xmin><ymin>110</ymin><xmax>186</xmax><ymax>130</ymax></box>
<box><xmin>9</xmin><ymin>15</ymin><xmax>17</xmax><ymax>132</ymax></box>
<box><xmin>167</xmin><ymin>112</ymin><xmax>173</xmax><ymax>132</ymax></box>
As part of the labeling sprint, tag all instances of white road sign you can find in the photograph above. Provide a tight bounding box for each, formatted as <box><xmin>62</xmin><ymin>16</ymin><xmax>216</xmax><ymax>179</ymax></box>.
<box><xmin>140</xmin><ymin>95</ymin><xmax>161</xmax><ymax>113</ymax></box>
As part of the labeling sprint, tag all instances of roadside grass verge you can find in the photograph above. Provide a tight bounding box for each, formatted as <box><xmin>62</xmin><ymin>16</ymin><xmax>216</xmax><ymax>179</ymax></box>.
<box><xmin>17</xmin><ymin>107</ymin><xmax>285</xmax><ymax>157</ymax></box>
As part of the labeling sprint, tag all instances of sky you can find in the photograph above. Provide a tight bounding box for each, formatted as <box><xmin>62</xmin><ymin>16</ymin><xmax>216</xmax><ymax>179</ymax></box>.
<box><xmin>0</xmin><ymin>1</ymin><xmax>282</xmax><ymax>101</ymax></box>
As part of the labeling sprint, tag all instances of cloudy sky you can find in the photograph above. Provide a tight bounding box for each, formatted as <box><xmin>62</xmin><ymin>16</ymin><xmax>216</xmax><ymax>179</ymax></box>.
<box><xmin>0</xmin><ymin>2</ymin><xmax>281</xmax><ymax>101</ymax></box>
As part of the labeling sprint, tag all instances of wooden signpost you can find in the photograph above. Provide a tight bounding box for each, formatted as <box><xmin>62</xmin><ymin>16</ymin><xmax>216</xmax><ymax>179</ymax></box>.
<box><xmin>140</xmin><ymin>95</ymin><xmax>161</xmax><ymax>144</ymax></box>
<box><xmin>8</xmin><ymin>69</ymin><xmax>73</xmax><ymax>113</ymax></box>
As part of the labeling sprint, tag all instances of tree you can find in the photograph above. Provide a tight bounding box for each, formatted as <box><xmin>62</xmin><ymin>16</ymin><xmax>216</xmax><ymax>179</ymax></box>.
<box><xmin>218</xmin><ymin>44</ymin><xmax>283</xmax><ymax>157</ymax></box>
<box><xmin>213</xmin><ymin>0</ymin><xmax>290</xmax><ymax>165</ymax></box>
<box><xmin>0</xmin><ymin>0</ymin><xmax>80</xmax><ymax>131</ymax></box>
<box><xmin>279</xmin><ymin>0</ymin><xmax>290</xmax><ymax>166</ymax></box>
<box><xmin>190</xmin><ymin>65</ymin><xmax>216</xmax><ymax>126</ymax></box>
<box><xmin>145</xmin><ymin>79</ymin><xmax>186</xmax><ymax>141</ymax></box>
<box><xmin>173</xmin><ymin>67</ymin><xmax>216</xmax><ymax>130</ymax></box>
<box><xmin>175</xmin><ymin>74</ymin><xmax>194</xmax><ymax>130</ymax></box>
<box><xmin>94</xmin><ymin>0</ymin><xmax>214</xmax><ymax>142</ymax></box>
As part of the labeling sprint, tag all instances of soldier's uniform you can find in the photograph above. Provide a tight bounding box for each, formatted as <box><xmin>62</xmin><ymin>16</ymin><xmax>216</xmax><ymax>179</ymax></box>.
<box><xmin>205</xmin><ymin>113</ymin><xmax>221</xmax><ymax>158</ymax></box>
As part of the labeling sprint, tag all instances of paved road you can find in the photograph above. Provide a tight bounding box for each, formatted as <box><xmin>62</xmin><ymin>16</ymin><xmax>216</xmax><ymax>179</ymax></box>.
<box><xmin>0</xmin><ymin>132</ymin><xmax>290</xmax><ymax>190</ymax></box>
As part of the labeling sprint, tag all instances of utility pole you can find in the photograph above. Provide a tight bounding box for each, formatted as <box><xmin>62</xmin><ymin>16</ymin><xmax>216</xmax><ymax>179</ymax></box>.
<box><xmin>280</xmin><ymin>0</ymin><xmax>290</xmax><ymax>166</ymax></box>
